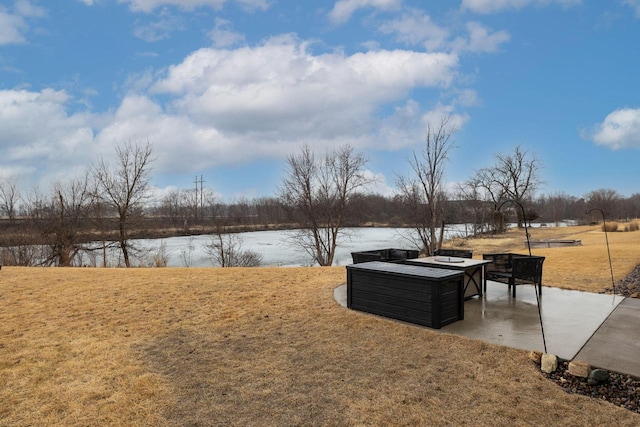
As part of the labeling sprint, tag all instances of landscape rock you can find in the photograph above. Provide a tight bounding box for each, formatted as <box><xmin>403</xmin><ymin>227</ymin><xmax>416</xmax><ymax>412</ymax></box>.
<box><xmin>541</xmin><ymin>353</ymin><xmax>558</xmax><ymax>373</ymax></box>
<box><xmin>545</xmin><ymin>265</ymin><xmax>640</xmax><ymax>414</ymax></box>
<box><xmin>568</xmin><ymin>360</ymin><xmax>591</xmax><ymax>378</ymax></box>
<box><xmin>544</xmin><ymin>360</ymin><xmax>640</xmax><ymax>414</ymax></box>
<box><xmin>588</xmin><ymin>368</ymin><xmax>610</xmax><ymax>385</ymax></box>
<box><xmin>528</xmin><ymin>350</ymin><xmax>542</xmax><ymax>365</ymax></box>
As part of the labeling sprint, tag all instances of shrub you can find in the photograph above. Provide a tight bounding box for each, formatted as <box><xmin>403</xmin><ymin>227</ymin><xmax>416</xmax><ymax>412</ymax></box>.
<box><xmin>204</xmin><ymin>233</ymin><xmax>262</xmax><ymax>267</ymax></box>
<box><xmin>151</xmin><ymin>241</ymin><xmax>168</xmax><ymax>267</ymax></box>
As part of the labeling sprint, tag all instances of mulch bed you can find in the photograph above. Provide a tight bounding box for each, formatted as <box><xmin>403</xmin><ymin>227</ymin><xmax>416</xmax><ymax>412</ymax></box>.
<box><xmin>543</xmin><ymin>265</ymin><xmax>640</xmax><ymax>414</ymax></box>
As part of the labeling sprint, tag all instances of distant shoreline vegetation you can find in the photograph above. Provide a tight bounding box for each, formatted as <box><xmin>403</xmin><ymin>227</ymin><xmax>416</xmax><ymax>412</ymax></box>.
<box><xmin>1</xmin><ymin>222</ymin><xmax>579</xmax><ymax>268</ymax></box>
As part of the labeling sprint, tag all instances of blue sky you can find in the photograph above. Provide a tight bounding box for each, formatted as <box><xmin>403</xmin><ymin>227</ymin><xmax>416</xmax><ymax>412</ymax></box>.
<box><xmin>1</xmin><ymin>0</ymin><xmax>639</xmax><ymax>202</ymax></box>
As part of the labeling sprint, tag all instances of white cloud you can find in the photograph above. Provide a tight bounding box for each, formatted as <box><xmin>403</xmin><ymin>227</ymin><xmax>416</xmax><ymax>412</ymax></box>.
<box><xmin>235</xmin><ymin>0</ymin><xmax>270</xmax><ymax>12</ymax></box>
<box><xmin>0</xmin><ymin>89</ymin><xmax>98</xmax><ymax>184</ymax></box>
<box><xmin>118</xmin><ymin>0</ymin><xmax>269</xmax><ymax>13</ymax></box>
<box><xmin>378</xmin><ymin>13</ymin><xmax>508</xmax><ymax>54</ymax></box>
<box><xmin>378</xmin><ymin>9</ymin><xmax>450</xmax><ymax>51</ymax></box>
<box><xmin>0</xmin><ymin>33</ymin><xmax>464</xmax><ymax>190</ymax></box>
<box><xmin>361</xmin><ymin>169</ymin><xmax>397</xmax><ymax>196</ymax></box>
<box><xmin>94</xmin><ymin>95</ymin><xmax>228</xmax><ymax>172</ymax></box>
<box><xmin>376</xmin><ymin>100</ymin><xmax>424</xmax><ymax>150</ymax></box>
<box><xmin>133</xmin><ymin>11</ymin><xmax>184</xmax><ymax>42</ymax></box>
<box><xmin>375</xmin><ymin>98</ymin><xmax>471</xmax><ymax>150</ymax></box>
<box><xmin>329</xmin><ymin>0</ymin><xmax>401</xmax><ymax>25</ymax></box>
<box><xmin>451</xmin><ymin>22</ymin><xmax>510</xmax><ymax>53</ymax></box>
<box><xmin>590</xmin><ymin>108</ymin><xmax>640</xmax><ymax>150</ymax></box>
<box><xmin>209</xmin><ymin>17</ymin><xmax>245</xmax><ymax>48</ymax></box>
<box><xmin>420</xmin><ymin>104</ymin><xmax>470</xmax><ymax>134</ymax></box>
<box><xmin>0</xmin><ymin>9</ymin><xmax>26</xmax><ymax>45</ymax></box>
<box><xmin>150</xmin><ymin>36</ymin><xmax>457</xmax><ymax>146</ymax></box>
<box><xmin>121</xmin><ymin>68</ymin><xmax>160</xmax><ymax>94</ymax></box>
<box><xmin>15</xmin><ymin>0</ymin><xmax>45</xmax><ymax>18</ymax></box>
<box><xmin>623</xmin><ymin>0</ymin><xmax>640</xmax><ymax>18</ymax></box>
<box><xmin>0</xmin><ymin>1</ymin><xmax>44</xmax><ymax>45</ymax></box>
<box><xmin>452</xmin><ymin>89</ymin><xmax>480</xmax><ymax>107</ymax></box>
<box><xmin>461</xmin><ymin>0</ymin><xmax>581</xmax><ymax>14</ymax></box>
<box><xmin>90</xmin><ymin>36</ymin><xmax>460</xmax><ymax>175</ymax></box>
<box><xmin>462</xmin><ymin>0</ymin><xmax>529</xmax><ymax>13</ymax></box>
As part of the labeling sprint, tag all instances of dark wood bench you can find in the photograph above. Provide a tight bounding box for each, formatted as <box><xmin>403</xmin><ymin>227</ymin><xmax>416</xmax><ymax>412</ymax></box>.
<box><xmin>482</xmin><ymin>253</ymin><xmax>545</xmax><ymax>297</ymax></box>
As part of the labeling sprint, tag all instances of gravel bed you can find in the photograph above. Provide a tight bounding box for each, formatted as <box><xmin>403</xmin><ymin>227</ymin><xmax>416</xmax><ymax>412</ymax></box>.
<box><xmin>543</xmin><ymin>361</ymin><xmax>640</xmax><ymax>413</ymax></box>
<box><xmin>606</xmin><ymin>264</ymin><xmax>640</xmax><ymax>297</ymax></box>
<box><xmin>543</xmin><ymin>265</ymin><xmax>640</xmax><ymax>414</ymax></box>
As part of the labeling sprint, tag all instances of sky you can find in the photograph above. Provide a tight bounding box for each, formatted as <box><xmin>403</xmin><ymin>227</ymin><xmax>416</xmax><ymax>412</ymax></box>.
<box><xmin>1</xmin><ymin>0</ymin><xmax>640</xmax><ymax>202</ymax></box>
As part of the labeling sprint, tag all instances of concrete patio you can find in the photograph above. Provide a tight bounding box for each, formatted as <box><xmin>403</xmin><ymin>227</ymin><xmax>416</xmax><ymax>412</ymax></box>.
<box><xmin>334</xmin><ymin>281</ymin><xmax>640</xmax><ymax>377</ymax></box>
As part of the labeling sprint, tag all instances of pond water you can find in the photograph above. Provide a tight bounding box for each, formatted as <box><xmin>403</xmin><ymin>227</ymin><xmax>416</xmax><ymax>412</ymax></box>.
<box><xmin>92</xmin><ymin>222</ymin><xmax>573</xmax><ymax>268</ymax></box>
<box><xmin>132</xmin><ymin>227</ymin><xmax>422</xmax><ymax>267</ymax></box>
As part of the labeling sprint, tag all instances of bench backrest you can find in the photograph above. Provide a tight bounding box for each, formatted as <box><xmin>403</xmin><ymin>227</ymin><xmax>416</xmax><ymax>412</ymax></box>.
<box><xmin>434</xmin><ymin>248</ymin><xmax>473</xmax><ymax>258</ymax></box>
<box><xmin>351</xmin><ymin>248</ymin><xmax>419</xmax><ymax>264</ymax></box>
<box><xmin>482</xmin><ymin>253</ymin><xmax>513</xmax><ymax>273</ymax></box>
<box><xmin>511</xmin><ymin>256</ymin><xmax>545</xmax><ymax>284</ymax></box>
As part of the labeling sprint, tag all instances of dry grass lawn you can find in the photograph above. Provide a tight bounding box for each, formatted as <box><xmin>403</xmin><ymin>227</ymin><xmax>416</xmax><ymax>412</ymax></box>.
<box><xmin>1</xmin><ymin>224</ymin><xmax>639</xmax><ymax>426</ymax></box>
<box><xmin>450</xmin><ymin>223</ymin><xmax>640</xmax><ymax>292</ymax></box>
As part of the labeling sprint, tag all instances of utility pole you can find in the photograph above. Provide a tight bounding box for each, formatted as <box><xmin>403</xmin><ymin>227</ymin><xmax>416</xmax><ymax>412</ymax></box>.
<box><xmin>194</xmin><ymin>175</ymin><xmax>199</xmax><ymax>223</ymax></box>
<box><xmin>200</xmin><ymin>174</ymin><xmax>205</xmax><ymax>221</ymax></box>
<box><xmin>194</xmin><ymin>175</ymin><xmax>206</xmax><ymax>223</ymax></box>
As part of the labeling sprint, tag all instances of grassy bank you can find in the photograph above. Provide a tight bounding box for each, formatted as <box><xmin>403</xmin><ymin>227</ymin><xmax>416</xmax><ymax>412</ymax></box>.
<box><xmin>1</xmin><ymin>225</ymin><xmax>639</xmax><ymax>425</ymax></box>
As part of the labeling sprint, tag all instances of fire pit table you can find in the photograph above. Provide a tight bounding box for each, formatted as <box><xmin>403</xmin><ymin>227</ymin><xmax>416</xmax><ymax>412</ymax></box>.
<box><xmin>346</xmin><ymin>261</ymin><xmax>464</xmax><ymax>329</ymax></box>
<box><xmin>403</xmin><ymin>256</ymin><xmax>491</xmax><ymax>299</ymax></box>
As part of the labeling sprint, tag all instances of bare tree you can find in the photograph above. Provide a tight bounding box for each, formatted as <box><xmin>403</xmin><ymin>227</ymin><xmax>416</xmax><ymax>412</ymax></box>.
<box><xmin>473</xmin><ymin>166</ymin><xmax>508</xmax><ymax>233</ymax></box>
<box><xmin>455</xmin><ymin>177</ymin><xmax>490</xmax><ymax>236</ymax></box>
<box><xmin>625</xmin><ymin>193</ymin><xmax>640</xmax><ymax>220</ymax></box>
<box><xmin>91</xmin><ymin>140</ymin><xmax>155</xmax><ymax>267</ymax></box>
<box><xmin>476</xmin><ymin>145</ymin><xmax>543</xmax><ymax>229</ymax></box>
<box><xmin>539</xmin><ymin>192</ymin><xmax>575</xmax><ymax>226</ymax></box>
<box><xmin>158</xmin><ymin>189</ymin><xmax>186</xmax><ymax>227</ymax></box>
<box><xmin>0</xmin><ymin>175</ymin><xmax>20</xmax><ymax>223</ymax></box>
<box><xmin>396</xmin><ymin>116</ymin><xmax>456</xmax><ymax>256</ymax></box>
<box><xmin>1</xmin><ymin>185</ymin><xmax>45</xmax><ymax>266</ymax></box>
<box><xmin>41</xmin><ymin>176</ymin><xmax>93</xmax><ymax>266</ymax></box>
<box><xmin>252</xmin><ymin>197</ymin><xmax>287</xmax><ymax>226</ymax></box>
<box><xmin>586</xmin><ymin>188</ymin><xmax>621</xmax><ymax>219</ymax></box>
<box><xmin>279</xmin><ymin>144</ymin><xmax>371</xmax><ymax>266</ymax></box>
<box><xmin>204</xmin><ymin>225</ymin><xmax>262</xmax><ymax>267</ymax></box>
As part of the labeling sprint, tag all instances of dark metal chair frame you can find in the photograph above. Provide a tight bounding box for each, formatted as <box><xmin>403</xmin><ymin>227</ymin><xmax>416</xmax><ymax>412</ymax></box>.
<box><xmin>483</xmin><ymin>253</ymin><xmax>545</xmax><ymax>297</ymax></box>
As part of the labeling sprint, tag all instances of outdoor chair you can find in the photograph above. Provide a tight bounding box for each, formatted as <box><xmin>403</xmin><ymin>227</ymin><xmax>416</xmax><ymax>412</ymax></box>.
<box><xmin>483</xmin><ymin>253</ymin><xmax>513</xmax><ymax>275</ymax></box>
<box><xmin>482</xmin><ymin>253</ymin><xmax>513</xmax><ymax>293</ymax></box>
<box><xmin>484</xmin><ymin>254</ymin><xmax>545</xmax><ymax>297</ymax></box>
<box><xmin>434</xmin><ymin>248</ymin><xmax>473</xmax><ymax>259</ymax></box>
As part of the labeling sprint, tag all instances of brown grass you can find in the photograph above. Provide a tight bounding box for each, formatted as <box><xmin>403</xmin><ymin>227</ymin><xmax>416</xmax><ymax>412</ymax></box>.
<box><xmin>449</xmin><ymin>224</ymin><xmax>640</xmax><ymax>292</ymax></box>
<box><xmin>1</xmin><ymin>225</ymin><xmax>640</xmax><ymax>425</ymax></box>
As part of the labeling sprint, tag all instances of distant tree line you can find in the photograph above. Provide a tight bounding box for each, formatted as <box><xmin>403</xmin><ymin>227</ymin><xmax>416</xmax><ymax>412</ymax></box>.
<box><xmin>1</xmin><ymin>127</ymin><xmax>639</xmax><ymax>267</ymax></box>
